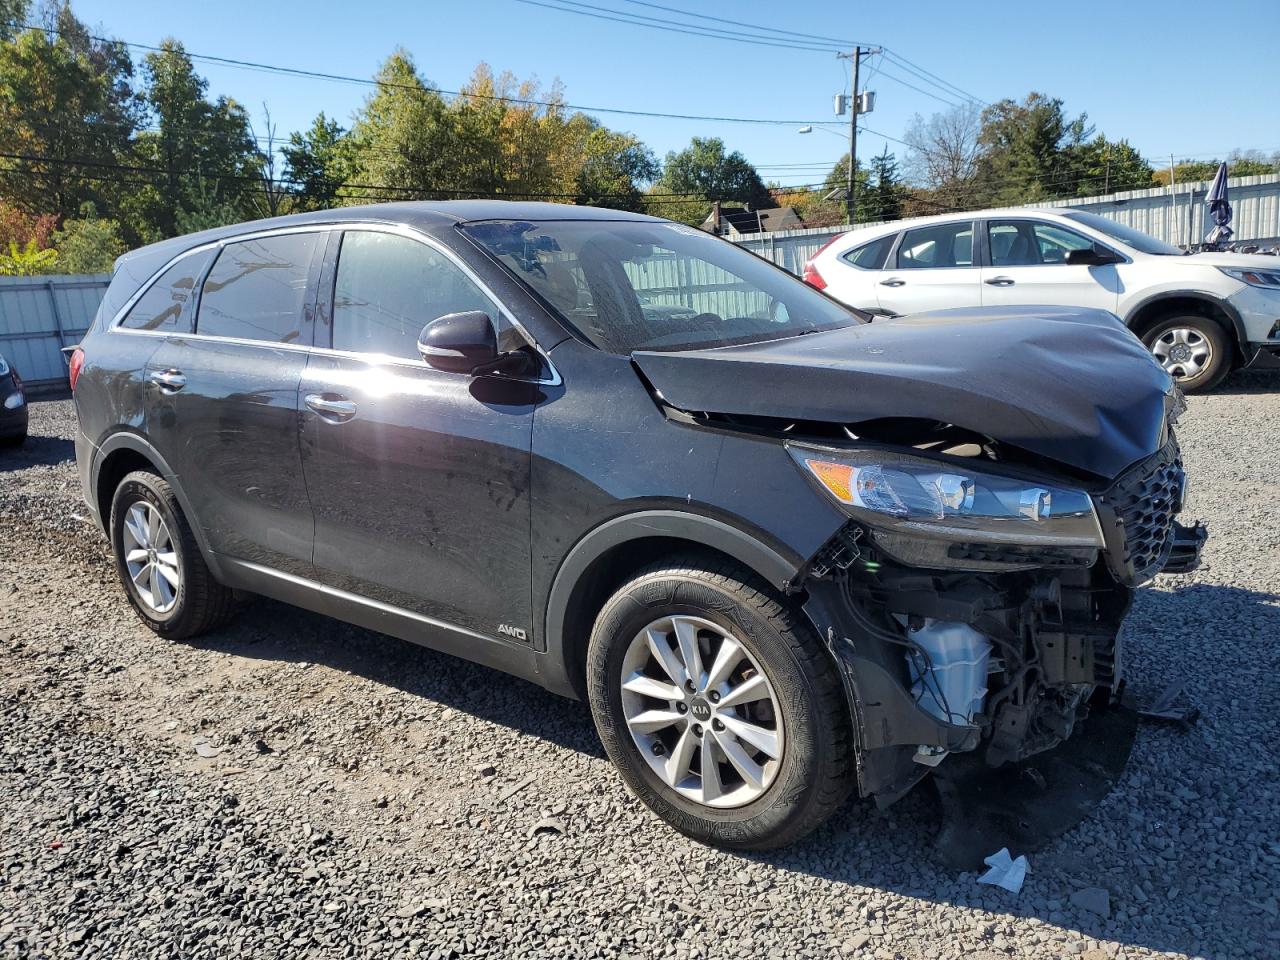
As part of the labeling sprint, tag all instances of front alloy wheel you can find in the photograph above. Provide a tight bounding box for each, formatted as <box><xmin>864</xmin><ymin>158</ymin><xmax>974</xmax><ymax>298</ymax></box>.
<box><xmin>620</xmin><ymin>615</ymin><xmax>784</xmax><ymax>808</ymax></box>
<box><xmin>587</xmin><ymin>557</ymin><xmax>852</xmax><ymax>849</ymax></box>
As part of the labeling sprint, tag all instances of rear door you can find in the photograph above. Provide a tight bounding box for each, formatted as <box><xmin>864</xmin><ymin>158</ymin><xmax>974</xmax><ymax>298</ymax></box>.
<box><xmin>980</xmin><ymin>218</ymin><xmax>1121</xmax><ymax>312</ymax></box>
<box><xmin>299</xmin><ymin>226</ymin><xmax>540</xmax><ymax>642</ymax></box>
<box><xmin>874</xmin><ymin>219</ymin><xmax>982</xmax><ymax>316</ymax></box>
<box><xmin>144</xmin><ymin>228</ymin><xmax>323</xmax><ymax>578</ymax></box>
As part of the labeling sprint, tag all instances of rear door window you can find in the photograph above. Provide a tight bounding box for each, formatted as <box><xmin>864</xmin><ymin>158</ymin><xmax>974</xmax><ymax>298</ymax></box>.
<box><xmin>897</xmin><ymin>222</ymin><xmax>974</xmax><ymax>269</ymax></box>
<box><xmin>119</xmin><ymin>249</ymin><xmax>216</xmax><ymax>333</ymax></box>
<box><xmin>330</xmin><ymin>230</ymin><xmax>511</xmax><ymax>360</ymax></box>
<box><xmin>196</xmin><ymin>233</ymin><xmax>322</xmax><ymax>344</ymax></box>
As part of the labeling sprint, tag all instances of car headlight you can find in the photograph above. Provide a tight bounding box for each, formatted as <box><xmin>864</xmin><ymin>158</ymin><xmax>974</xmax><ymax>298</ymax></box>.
<box><xmin>1220</xmin><ymin>267</ymin><xmax>1280</xmax><ymax>289</ymax></box>
<box><xmin>788</xmin><ymin>444</ymin><xmax>1103</xmax><ymax>548</ymax></box>
<box><xmin>3</xmin><ymin>392</ymin><xmax>22</xmax><ymax>410</ymax></box>
<box><xmin>0</xmin><ymin>355</ymin><xmax>9</xmax><ymax>376</ymax></box>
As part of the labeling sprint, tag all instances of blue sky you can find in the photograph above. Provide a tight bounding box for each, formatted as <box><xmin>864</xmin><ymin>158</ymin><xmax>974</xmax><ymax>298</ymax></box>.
<box><xmin>74</xmin><ymin>0</ymin><xmax>1279</xmax><ymax>186</ymax></box>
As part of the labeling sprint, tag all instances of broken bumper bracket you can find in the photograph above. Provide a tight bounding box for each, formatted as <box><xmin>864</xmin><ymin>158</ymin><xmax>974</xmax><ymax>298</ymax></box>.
<box><xmin>1161</xmin><ymin>520</ymin><xmax>1207</xmax><ymax>575</ymax></box>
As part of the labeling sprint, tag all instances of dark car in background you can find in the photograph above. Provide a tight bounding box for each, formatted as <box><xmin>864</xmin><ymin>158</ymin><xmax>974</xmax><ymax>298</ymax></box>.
<box><xmin>70</xmin><ymin>202</ymin><xmax>1204</xmax><ymax>848</ymax></box>
<box><xmin>0</xmin><ymin>352</ymin><xmax>28</xmax><ymax>446</ymax></box>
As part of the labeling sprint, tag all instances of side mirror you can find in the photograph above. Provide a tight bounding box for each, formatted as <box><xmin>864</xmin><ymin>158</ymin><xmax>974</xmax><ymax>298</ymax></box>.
<box><xmin>1065</xmin><ymin>245</ymin><xmax>1121</xmax><ymax>267</ymax></box>
<box><xmin>417</xmin><ymin>311</ymin><xmax>499</xmax><ymax>373</ymax></box>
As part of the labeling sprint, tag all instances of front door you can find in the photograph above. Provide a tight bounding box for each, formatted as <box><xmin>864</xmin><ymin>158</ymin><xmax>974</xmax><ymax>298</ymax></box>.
<box><xmin>144</xmin><ymin>229</ymin><xmax>324</xmax><ymax>577</ymax></box>
<box><xmin>874</xmin><ymin>219</ymin><xmax>982</xmax><ymax>316</ymax></box>
<box><xmin>299</xmin><ymin>228</ymin><xmax>539</xmax><ymax>642</ymax></box>
<box><xmin>980</xmin><ymin>219</ymin><xmax>1121</xmax><ymax>312</ymax></box>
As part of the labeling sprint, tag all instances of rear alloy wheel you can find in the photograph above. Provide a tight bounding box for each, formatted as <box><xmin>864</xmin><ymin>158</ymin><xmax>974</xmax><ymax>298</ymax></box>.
<box><xmin>110</xmin><ymin>470</ymin><xmax>238</xmax><ymax>640</ymax></box>
<box><xmin>1141</xmin><ymin>314</ymin><xmax>1231</xmax><ymax>392</ymax></box>
<box><xmin>587</xmin><ymin>558</ymin><xmax>852</xmax><ymax>849</ymax></box>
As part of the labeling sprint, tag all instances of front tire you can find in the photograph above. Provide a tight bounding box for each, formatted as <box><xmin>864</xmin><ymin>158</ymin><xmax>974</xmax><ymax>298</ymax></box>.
<box><xmin>1141</xmin><ymin>314</ymin><xmax>1231</xmax><ymax>392</ymax></box>
<box><xmin>109</xmin><ymin>470</ymin><xmax>238</xmax><ymax>640</ymax></box>
<box><xmin>586</xmin><ymin>557</ymin><xmax>853</xmax><ymax>849</ymax></box>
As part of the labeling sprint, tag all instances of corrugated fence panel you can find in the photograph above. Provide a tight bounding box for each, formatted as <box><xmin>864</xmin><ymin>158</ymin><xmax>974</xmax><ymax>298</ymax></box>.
<box><xmin>732</xmin><ymin>174</ymin><xmax>1280</xmax><ymax>272</ymax></box>
<box><xmin>0</xmin><ymin>274</ymin><xmax>110</xmax><ymax>389</ymax></box>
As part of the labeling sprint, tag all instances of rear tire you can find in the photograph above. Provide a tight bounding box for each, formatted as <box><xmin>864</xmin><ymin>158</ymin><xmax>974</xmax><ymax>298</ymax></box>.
<box><xmin>109</xmin><ymin>470</ymin><xmax>238</xmax><ymax>640</ymax></box>
<box><xmin>586</xmin><ymin>557</ymin><xmax>853</xmax><ymax>849</ymax></box>
<box><xmin>1140</xmin><ymin>314</ymin><xmax>1231</xmax><ymax>393</ymax></box>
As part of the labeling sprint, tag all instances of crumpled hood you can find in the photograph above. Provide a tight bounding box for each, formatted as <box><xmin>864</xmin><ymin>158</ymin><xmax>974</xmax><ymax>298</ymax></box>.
<box><xmin>633</xmin><ymin>306</ymin><xmax>1174</xmax><ymax>480</ymax></box>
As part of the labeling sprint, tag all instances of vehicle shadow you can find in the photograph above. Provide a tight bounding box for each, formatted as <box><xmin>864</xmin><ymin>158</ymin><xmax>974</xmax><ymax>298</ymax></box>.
<box><xmin>1210</xmin><ymin>367</ymin><xmax>1280</xmax><ymax>395</ymax></box>
<box><xmin>0</xmin><ymin>434</ymin><xmax>75</xmax><ymax>472</ymax></box>
<box><xmin>189</xmin><ymin>597</ymin><xmax>605</xmax><ymax>760</ymax></box>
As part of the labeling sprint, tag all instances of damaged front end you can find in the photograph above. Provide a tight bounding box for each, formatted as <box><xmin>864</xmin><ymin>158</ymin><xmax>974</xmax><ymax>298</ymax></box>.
<box><xmin>794</xmin><ymin>430</ymin><xmax>1206</xmax><ymax>806</ymax></box>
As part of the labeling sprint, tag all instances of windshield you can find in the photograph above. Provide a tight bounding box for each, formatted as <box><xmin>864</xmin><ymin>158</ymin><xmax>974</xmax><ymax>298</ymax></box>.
<box><xmin>460</xmin><ymin>219</ymin><xmax>865</xmax><ymax>353</ymax></box>
<box><xmin>1061</xmin><ymin>211</ymin><xmax>1185</xmax><ymax>256</ymax></box>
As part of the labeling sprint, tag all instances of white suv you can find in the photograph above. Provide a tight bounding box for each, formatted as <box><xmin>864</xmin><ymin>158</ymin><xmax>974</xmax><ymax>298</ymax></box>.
<box><xmin>802</xmin><ymin>208</ymin><xmax>1280</xmax><ymax>391</ymax></box>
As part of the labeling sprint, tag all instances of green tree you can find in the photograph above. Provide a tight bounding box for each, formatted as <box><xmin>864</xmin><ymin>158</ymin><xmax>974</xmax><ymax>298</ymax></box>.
<box><xmin>282</xmin><ymin>112</ymin><xmax>354</xmax><ymax>211</ymax></box>
<box><xmin>0</xmin><ymin>12</ymin><xmax>139</xmax><ymax>219</ymax></box>
<box><xmin>345</xmin><ymin>50</ymin><xmax>456</xmax><ymax>202</ymax></box>
<box><xmin>0</xmin><ymin>0</ymin><xmax>28</xmax><ymax>42</ymax></box>
<box><xmin>975</xmin><ymin>92</ymin><xmax>1093</xmax><ymax>204</ymax></box>
<box><xmin>656</xmin><ymin>137</ymin><xmax>771</xmax><ymax>220</ymax></box>
<box><xmin>0</xmin><ymin>237</ymin><xmax>57</xmax><ymax>275</ymax></box>
<box><xmin>131</xmin><ymin>39</ymin><xmax>260</xmax><ymax>237</ymax></box>
<box><xmin>570</xmin><ymin>119</ymin><xmax>657</xmax><ymax>211</ymax></box>
<box><xmin>52</xmin><ymin>200</ymin><xmax>125</xmax><ymax>272</ymax></box>
<box><xmin>1067</xmin><ymin>136</ymin><xmax>1153</xmax><ymax>195</ymax></box>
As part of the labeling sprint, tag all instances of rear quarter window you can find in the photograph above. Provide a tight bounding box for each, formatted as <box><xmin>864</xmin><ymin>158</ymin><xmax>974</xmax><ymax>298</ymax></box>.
<box><xmin>840</xmin><ymin>234</ymin><xmax>895</xmax><ymax>270</ymax></box>
<box><xmin>118</xmin><ymin>249</ymin><xmax>216</xmax><ymax>333</ymax></box>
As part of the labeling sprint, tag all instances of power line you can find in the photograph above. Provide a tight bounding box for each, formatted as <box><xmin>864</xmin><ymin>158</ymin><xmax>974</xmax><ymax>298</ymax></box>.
<box><xmin>7</xmin><ymin>19</ymin><xmax>842</xmax><ymax>127</ymax></box>
<box><xmin>510</xmin><ymin>0</ymin><xmax>844</xmax><ymax>52</ymax></box>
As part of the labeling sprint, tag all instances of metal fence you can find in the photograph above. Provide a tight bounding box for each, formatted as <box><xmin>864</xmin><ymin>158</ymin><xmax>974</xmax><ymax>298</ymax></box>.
<box><xmin>732</xmin><ymin>173</ymin><xmax>1280</xmax><ymax>272</ymax></box>
<box><xmin>0</xmin><ymin>275</ymin><xmax>110</xmax><ymax>393</ymax></box>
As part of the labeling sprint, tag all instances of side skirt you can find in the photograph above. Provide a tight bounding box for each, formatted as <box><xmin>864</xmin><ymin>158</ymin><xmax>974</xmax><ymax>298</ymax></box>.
<box><xmin>215</xmin><ymin>557</ymin><xmax>550</xmax><ymax>691</ymax></box>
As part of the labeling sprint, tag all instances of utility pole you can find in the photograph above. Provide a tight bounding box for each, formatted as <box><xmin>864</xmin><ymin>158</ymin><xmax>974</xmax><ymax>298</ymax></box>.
<box><xmin>836</xmin><ymin>47</ymin><xmax>881</xmax><ymax>226</ymax></box>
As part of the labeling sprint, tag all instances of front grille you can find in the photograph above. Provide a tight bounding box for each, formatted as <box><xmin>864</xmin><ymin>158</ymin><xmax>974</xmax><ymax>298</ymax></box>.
<box><xmin>1098</xmin><ymin>441</ymin><xmax>1184</xmax><ymax>586</ymax></box>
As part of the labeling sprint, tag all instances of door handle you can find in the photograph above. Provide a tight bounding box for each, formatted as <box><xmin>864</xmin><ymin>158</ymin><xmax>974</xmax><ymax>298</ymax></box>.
<box><xmin>984</xmin><ymin>276</ymin><xmax>1016</xmax><ymax>286</ymax></box>
<box><xmin>879</xmin><ymin>278</ymin><xmax>905</xmax><ymax>287</ymax></box>
<box><xmin>149</xmin><ymin>369</ymin><xmax>186</xmax><ymax>392</ymax></box>
<box><xmin>305</xmin><ymin>394</ymin><xmax>357</xmax><ymax>422</ymax></box>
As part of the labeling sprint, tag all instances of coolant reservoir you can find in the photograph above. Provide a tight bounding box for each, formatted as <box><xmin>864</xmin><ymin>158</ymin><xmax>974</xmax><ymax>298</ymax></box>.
<box><xmin>903</xmin><ymin>619</ymin><xmax>992</xmax><ymax>726</ymax></box>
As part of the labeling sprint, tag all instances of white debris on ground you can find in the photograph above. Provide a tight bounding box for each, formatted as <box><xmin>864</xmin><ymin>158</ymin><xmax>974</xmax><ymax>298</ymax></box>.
<box><xmin>1</xmin><ymin>379</ymin><xmax>1278</xmax><ymax>960</ymax></box>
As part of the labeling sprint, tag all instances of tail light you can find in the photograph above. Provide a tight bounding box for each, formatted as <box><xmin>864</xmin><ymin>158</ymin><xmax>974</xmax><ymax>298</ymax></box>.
<box><xmin>802</xmin><ymin>260</ymin><xmax>827</xmax><ymax>290</ymax></box>
<box><xmin>68</xmin><ymin>346</ymin><xmax>85</xmax><ymax>391</ymax></box>
<box><xmin>801</xmin><ymin>234</ymin><xmax>844</xmax><ymax>291</ymax></box>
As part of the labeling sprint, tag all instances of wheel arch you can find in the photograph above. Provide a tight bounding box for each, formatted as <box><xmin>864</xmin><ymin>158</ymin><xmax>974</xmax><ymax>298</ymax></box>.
<box><xmin>93</xmin><ymin>432</ymin><xmax>224</xmax><ymax>578</ymax></box>
<box><xmin>538</xmin><ymin>510</ymin><xmax>805</xmax><ymax>700</ymax></box>
<box><xmin>1123</xmin><ymin>292</ymin><xmax>1247</xmax><ymax>365</ymax></box>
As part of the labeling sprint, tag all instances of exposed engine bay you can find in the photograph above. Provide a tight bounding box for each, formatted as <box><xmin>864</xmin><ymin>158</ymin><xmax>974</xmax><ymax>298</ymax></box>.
<box><xmin>803</xmin><ymin>534</ymin><xmax>1135</xmax><ymax>802</ymax></box>
<box><xmin>791</xmin><ymin>424</ymin><xmax>1205</xmax><ymax>805</ymax></box>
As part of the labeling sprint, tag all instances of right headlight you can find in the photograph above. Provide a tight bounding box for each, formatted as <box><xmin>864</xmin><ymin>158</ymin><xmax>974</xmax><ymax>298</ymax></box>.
<box><xmin>0</xmin><ymin>355</ymin><xmax>9</xmax><ymax>377</ymax></box>
<box><xmin>788</xmin><ymin>444</ymin><xmax>1103</xmax><ymax>548</ymax></box>
<box><xmin>1219</xmin><ymin>266</ymin><xmax>1280</xmax><ymax>289</ymax></box>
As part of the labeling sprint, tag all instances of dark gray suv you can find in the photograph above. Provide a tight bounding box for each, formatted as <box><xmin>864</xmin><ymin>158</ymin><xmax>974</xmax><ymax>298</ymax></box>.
<box><xmin>71</xmin><ymin>202</ymin><xmax>1205</xmax><ymax>848</ymax></box>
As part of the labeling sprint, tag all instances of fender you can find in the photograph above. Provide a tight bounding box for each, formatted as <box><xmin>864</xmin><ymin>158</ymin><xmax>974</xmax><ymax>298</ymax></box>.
<box><xmin>91</xmin><ymin>430</ymin><xmax>227</xmax><ymax>580</ymax></box>
<box><xmin>536</xmin><ymin>509</ymin><xmax>805</xmax><ymax>698</ymax></box>
<box><xmin>1122</xmin><ymin>290</ymin><xmax>1248</xmax><ymax>351</ymax></box>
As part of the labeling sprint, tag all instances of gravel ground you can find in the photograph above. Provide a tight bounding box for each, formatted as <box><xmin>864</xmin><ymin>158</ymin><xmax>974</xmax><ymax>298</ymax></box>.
<box><xmin>1</xmin><ymin>379</ymin><xmax>1278</xmax><ymax>960</ymax></box>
